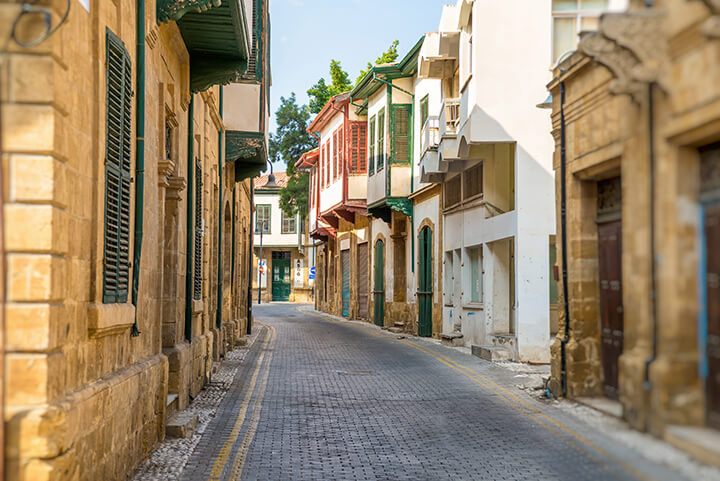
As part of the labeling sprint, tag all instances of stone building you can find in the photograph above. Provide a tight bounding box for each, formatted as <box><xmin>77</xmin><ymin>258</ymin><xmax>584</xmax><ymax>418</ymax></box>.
<box><xmin>0</xmin><ymin>0</ymin><xmax>269</xmax><ymax>479</ymax></box>
<box><xmin>546</xmin><ymin>0</ymin><xmax>720</xmax><ymax>463</ymax></box>
<box><xmin>252</xmin><ymin>172</ymin><xmax>314</xmax><ymax>303</ymax></box>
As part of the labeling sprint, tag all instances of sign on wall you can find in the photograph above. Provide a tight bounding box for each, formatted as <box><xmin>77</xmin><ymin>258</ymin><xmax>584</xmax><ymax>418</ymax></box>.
<box><xmin>309</xmin><ymin>266</ymin><xmax>316</xmax><ymax>280</ymax></box>
<box><xmin>294</xmin><ymin>259</ymin><xmax>304</xmax><ymax>287</ymax></box>
<box><xmin>257</xmin><ymin>259</ymin><xmax>267</xmax><ymax>288</ymax></box>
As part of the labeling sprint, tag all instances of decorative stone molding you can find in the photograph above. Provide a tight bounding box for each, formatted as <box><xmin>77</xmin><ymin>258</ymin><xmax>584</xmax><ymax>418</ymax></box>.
<box><xmin>158</xmin><ymin>159</ymin><xmax>176</xmax><ymax>187</ymax></box>
<box><xmin>579</xmin><ymin>33</ymin><xmax>645</xmax><ymax>101</ymax></box>
<box><xmin>166</xmin><ymin>175</ymin><xmax>187</xmax><ymax>201</ymax></box>
<box><xmin>578</xmin><ymin>9</ymin><xmax>668</xmax><ymax>102</ymax></box>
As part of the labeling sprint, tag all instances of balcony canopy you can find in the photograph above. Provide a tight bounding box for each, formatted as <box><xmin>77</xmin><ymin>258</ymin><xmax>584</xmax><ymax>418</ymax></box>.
<box><xmin>226</xmin><ymin>131</ymin><xmax>268</xmax><ymax>181</ymax></box>
<box><xmin>351</xmin><ymin>36</ymin><xmax>425</xmax><ymax>102</ymax></box>
<box><xmin>158</xmin><ymin>0</ymin><xmax>251</xmax><ymax>92</ymax></box>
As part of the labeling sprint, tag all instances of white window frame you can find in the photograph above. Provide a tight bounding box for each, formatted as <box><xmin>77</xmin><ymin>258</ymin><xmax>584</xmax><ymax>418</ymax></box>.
<box><xmin>551</xmin><ymin>0</ymin><xmax>608</xmax><ymax>64</ymax></box>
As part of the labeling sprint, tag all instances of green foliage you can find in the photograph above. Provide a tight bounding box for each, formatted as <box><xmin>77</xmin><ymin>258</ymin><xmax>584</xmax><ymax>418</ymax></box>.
<box><xmin>307</xmin><ymin>59</ymin><xmax>353</xmax><ymax>114</ymax></box>
<box><xmin>356</xmin><ymin>40</ymin><xmax>399</xmax><ymax>85</ymax></box>
<box><xmin>268</xmin><ymin>93</ymin><xmax>317</xmax><ymax>219</ymax></box>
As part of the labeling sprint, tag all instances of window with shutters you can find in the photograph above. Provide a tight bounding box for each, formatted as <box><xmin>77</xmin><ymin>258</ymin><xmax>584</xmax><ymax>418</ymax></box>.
<box><xmin>463</xmin><ymin>162</ymin><xmax>483</xmax><ymax>200</ymax></box>
<box><xmin>326</xmin><ymin>143</ymin><xmax>331</xmax><ymax>186</ymax></box>
<box><xmin>350</xmin><ymin>122</ymin><xmax>367</xmax><ymax>173</ymax></box>
<box><xmin>339</xmin><ymin>127</ymin><xmax>344</xmax><ymax>176</ymax></box>
<box><xmin>281</xmin><ymin>211</ymin><xmax>296</xmax><ymax>234</ymax></box>
<box><xmin>444</xmin><ymin>175</ymin><xmax>461</xmax><ymax>208</ymax></box>
<box><xmin>256</xmin><ymin>204</ymin><xmax>271</xmax><ymax>233</ymax></box>
<box><xmin>368</xmin><ymin>116</ymin><xmax>376</xmax><ymax>175</ymax></box>
<box><xmin>102</xmin><ymin>29</ymin><xmax>133</xmax><ymax>304</ymax></box>
<box><xmin>193</xmin><ymin>159</ymin><xmax>203</xmax><ymax>300</ymax></box>
<box><xmin>333</xmin><ymin>130</ymin><xmax>338</xmax><ymax>181</ymax></box>
<box><xmin>420</xmin><ymin>95</ymin><xmax>429</xmax><ymax>128</ymax></box>
<box><xmin>377</xmin><ymin>108</ymin><xmax>385</xmax><ymax>171</ymax></box>
<box><xmin>391</xmin><ymin>105</ymin><xmax>411</xmax><ymax>164</ymax></box>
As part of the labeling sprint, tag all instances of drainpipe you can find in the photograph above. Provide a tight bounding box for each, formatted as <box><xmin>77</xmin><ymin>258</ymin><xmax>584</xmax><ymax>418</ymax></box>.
<box><xmin>231</xmin><ymin>185</ymin><xmax>236</xmax><ymax>290</ymax></box>
<box><xmin>247</xmin><ymin>184</ymin><xmax>253</xmax><ymax>334</ymax></box>
<box><xmin>130</xmin><ymin>0</ymin><xmax>146</xmax><ymax>337</ymax></box>
<box><xmin>185</xmin><ymin>96</ymin><xmax>195</xmax><ymax>341</ymax></box>
<box><xmin>559</xmin><ymin>81</ymin><xmax>570</xmax><ymax>396</ymax></box>
<box><xmin>216</xmin><ymin>86</ymin><xmax>224</xmax><ymax>330</ymax></box>
<box><xmin>643</xmin><ymin>82</ymin><xmax>658</xmax><ymax>394</ymax></box>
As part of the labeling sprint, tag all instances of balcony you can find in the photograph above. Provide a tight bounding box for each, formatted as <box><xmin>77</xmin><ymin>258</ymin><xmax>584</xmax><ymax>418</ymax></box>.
<box><xmin>440</xmin><ymin>98</ymin><xmax>460</xmax><ymax>137</ymax></box>
<box><xmin>418</xmin><ymin>30</ymin><xmax>460</xmax><ymax>79</ymax></box>
<box><xmin>421</xmin><ymin>116</ymin><xmax>440</xmax><ymax>154</ymax></box>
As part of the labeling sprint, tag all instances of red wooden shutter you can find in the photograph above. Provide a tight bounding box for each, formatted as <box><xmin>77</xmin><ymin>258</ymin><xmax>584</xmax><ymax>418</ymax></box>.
<box><xmin>359</xmin><ymin>123</ymin><xmax>367</xmax><ymax>172</ymax></box>
<box><xmin>351</xmin><ymin>124</ymin><xmax>359</xmax><ymax>173</ymax></box>
<box><xmin>339</xmin><ymin>127</ymin><xmax>344</xmax><ymax>176</ymax></box>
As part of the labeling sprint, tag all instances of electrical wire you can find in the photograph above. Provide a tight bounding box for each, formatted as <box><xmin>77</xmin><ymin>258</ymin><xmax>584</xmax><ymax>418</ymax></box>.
<box><xmin>10</xmin><ymin>0</ymin><xmax>71</xmax><ymax>49</ymax></box>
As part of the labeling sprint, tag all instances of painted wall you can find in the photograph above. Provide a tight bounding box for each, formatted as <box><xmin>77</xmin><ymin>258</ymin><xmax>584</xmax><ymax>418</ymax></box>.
<box><xmin>367</xmin><ymin>89</ymin><xmax>388</xmax><ymax>205</ymax></box>
<box><xmin>254</xmin><ymin>190</ymin><xmax>301</xmax><ymax>247</ymax></box>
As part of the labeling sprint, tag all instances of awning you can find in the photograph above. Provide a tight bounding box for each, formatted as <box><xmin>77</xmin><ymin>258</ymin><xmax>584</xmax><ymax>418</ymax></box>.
<box><xmin>226</xmin><ymin>131</ymin><xmax>268</xmax><ymax>181</ymax></box>
<box><xmin>158</xmin><ymin>0</ymin><xmax>251</xmax><ymax>92</ymax></box>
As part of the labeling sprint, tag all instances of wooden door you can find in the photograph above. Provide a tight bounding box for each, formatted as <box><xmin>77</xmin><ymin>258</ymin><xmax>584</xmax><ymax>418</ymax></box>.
<box><xmin>271</xmin><ymin>252</ymin><xmax>291</xmax><ymax>301</ymax></box>
<box><xmin>598</xmin><ymin>219</ymin><xmax>623</xmax><ymax>399</ymax></box>
<box><xmin>373</xmin><ymin>240</ymin><xmax>385</xmax><ymax>326</ymax></box>
<box><xmin>341</xmin><ymin>250</ymin><xmax>350</xmax><ymax>318</ymax></box>
<box><xmin>703</xmin><ymin>202</ymin><xmax>720</xmax><ymax>429</ymax></box>
<box><xmin>357</xmin><ymin>243</ymin><xmax>369</xmax><ymax>319</ymax></box>
<box><xmin>418</xmin><ymin>227</ymin><xmax>433</xmax><ymax>337</ymax></box>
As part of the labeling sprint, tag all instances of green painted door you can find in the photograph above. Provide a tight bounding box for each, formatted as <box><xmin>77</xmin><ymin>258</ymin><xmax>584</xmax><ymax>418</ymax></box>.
<box><xmin>418</xmin><ymin>227</ymin><xmax>433</xmax><ymax>337</ymax></box>
<box><xmin>271</xmin><ymin>253</ymin><xmax>291</xmax><ymax>301</ymax></box>
<box><xmin>373</xmin><ymin>240</ymin><xmax>385</xmax><ymax>326</ymax></box>
<box><xmin>342</xmin><ymin>250</ymin><xmax>350</xmax><ymax>318</ymax></box>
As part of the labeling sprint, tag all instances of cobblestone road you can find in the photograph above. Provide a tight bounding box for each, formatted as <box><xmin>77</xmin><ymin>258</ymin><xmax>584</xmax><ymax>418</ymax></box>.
<box><xmin>179</xmin><ymin>303</ymin><xmax>707</xmax><ymax>481</ymax></box>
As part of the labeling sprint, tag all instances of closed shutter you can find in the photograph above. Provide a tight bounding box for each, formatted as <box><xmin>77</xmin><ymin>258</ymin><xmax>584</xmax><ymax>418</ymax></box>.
<box><xmin>193</xmin><ymin>159</ymin><xmax>203</xmax><ymax>300</ymax></box>
<box><xmin>368</xmin><ymin>117</ymin><xmax>376</xmax><ymax>175</ymax></box>
<box><xmin>333</xmin><ymin>130</ymin><xmax>338</xmax><ymax>181</ymax></box>
<box><xmin>391</xmin><ymin>104</ymin><xmax>411</xmax><ymax>164</ymax></box>
<box><xmin>339</xmin><ymin>127</ymin><xmax>344</xmax><ymax>177</ymax></box>
<box><xmin>350</xmin><ymin>122</ymin><xmax>368</xmax><ymax>173</ymax></box>
<box><xmin>102</xmin><ymin>29</ymin><xmax>133</xmax><ymax>304</ymax></box>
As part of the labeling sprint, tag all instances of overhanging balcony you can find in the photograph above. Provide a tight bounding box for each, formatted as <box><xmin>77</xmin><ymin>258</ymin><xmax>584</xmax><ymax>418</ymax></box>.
<box><xmin>418</xmin><ymin>30</ymin><xmax>460</xmax><ymax>79</ymax></box>
<box><xmin>421</xmin><ymin>116</ymin><xmax>440</xmax><ymax>154</ymax></box>
<box><xmin>440</xmin><ymin>98</ymin><xmax>460</xmax><ymax>138</ymax></box>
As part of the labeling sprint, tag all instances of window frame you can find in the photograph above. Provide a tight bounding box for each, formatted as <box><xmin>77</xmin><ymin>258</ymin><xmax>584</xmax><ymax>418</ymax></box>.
<box><xmin>281</xmin><ymin>210</ymin><xmax>297</xmax><ymax>234</ymax></box>
<box><xmin>377</xmin><ymin>108</ymin><xmax>386</xmax><ymax>172</ymax></box>
<box><xmin>256</xmin><ymin>204</ymin><xmax>271</xmax><ymax>234</ymax></box>
<box><xmin>369</xmin><ymin>115</ymin><xmax>376</xmax><ymax>175</ymax></box>
<box><xmin>551</xmin><ymin>0</ymin><xmax>608</xmax><ymax>63</ymax></box>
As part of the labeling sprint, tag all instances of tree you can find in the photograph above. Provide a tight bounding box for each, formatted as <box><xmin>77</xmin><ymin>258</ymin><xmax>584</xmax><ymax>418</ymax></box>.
<box><xmin>307</xmin><ymin>59</ymin><xmax>353</xmax><ymax>114</ymax></box>
<box><xmin>268</xmin><ymin>93</ymin><xmax>318</xmax><ymax>220</ymax></box>
<box><xmin>356</xmin><ymin>40</ymin><xmax>399</xmax><ymax>85</ymax></box>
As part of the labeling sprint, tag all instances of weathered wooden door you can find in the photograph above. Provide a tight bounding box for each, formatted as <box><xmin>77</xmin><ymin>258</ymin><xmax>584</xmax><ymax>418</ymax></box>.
<box><xmin>373</xmin><ymin>240</ymin><xmax>385</xmax><ymax>326</ymax></box>
<box><xmin>357</xmin><ymin>243</ymin><xmax>369</xmax><ymax>319</ymax></box>
<box><xmin>418</xmin><ymin>227</ymin><xmax>433</xmax><ymax>337</ymax></box>
<box><xmin>271</xmin><ymin>252</ymin><xmax>291</xmax><ymax>301</ymax></box>
<box><xmin>703</xmin><ymin>202</ymin><xmax>720</xmax><ymax>429</ymax></box>
<box><xmin>598</xmin><ymin>219</ymin><xmax>623</xmax><ymax>399</ymax></box>
<box><xmin>341</xmin><ymin>250</ymin><xmax>350</xmax><ymax>318</ymax></box>
<box><xmin>597</xmin><ymin>177</ymin><xmax>623</xmax><ymax>400</ymax></box>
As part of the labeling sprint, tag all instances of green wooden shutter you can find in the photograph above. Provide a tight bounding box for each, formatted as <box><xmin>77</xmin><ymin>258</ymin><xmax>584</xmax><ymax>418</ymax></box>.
<box><xmin>103</xmin><ymin>29</ymin><xmax>133</xmax><ymax>304</ymax></box>
<box><xmin>193</xmin><ymin>159</ymin><xmax>203</xmax><ymax>300</ymax></box>
<box><xmin>391</xmin><ymin>104</ymin><xmax>412</xmax><ymax>164</ymax></box>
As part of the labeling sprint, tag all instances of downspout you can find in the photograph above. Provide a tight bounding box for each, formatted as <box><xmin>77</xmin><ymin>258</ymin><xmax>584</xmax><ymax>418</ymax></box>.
<box><xmin>185</xmin><ymin>96</ymin><xmax>195</xmax><ymax>341</ymax></box>
<box><xmin>216</xmin><ymin>86</ymin><xmax>224</xmax><ymax>330</ymax></box>
<box><xmin>231</xmin><ymin>186</ymin><xmax>236</xmax><ymax>290</ymax></box>
<box><xmin>247</xmin><ymin>184</ymin><xmax>253</xmax><ymax>335</ymax></box>
<box><xmin>130</xmin><ymin>0</ymin><xmax>146</xmax><ymax>337</ymax></box>
<box><xmin>643</xmin><ymin>82</ymin><xmax>658</xmax><ymax>393</ymax></box>
<box><xmin>559</xmin><ymin>81</ymin><xmax>570</xmax><ymax>396</ymax></box>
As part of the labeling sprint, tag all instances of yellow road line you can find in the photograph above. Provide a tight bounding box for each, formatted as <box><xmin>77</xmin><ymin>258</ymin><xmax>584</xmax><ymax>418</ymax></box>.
<box><xmin>398</xmin><ymin>338</ymin><xmax>653</xmax><ymax>481</ymax></box>
<box><xmin>208</xmin><ymin>324</ymin><xmax>275</xmax><ymax>481</ymax></box>
<box><xmin>227</xmin><ymin>324</ymin><xmax>276</xmax><ymax>480</ymax></box>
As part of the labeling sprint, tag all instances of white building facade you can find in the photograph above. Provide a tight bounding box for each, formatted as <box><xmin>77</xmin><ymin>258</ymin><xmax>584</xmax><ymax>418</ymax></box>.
<box><xmin>417</xmin><ymin>0</ymin><xmax>626</xmax><ymax>362</ymax></box>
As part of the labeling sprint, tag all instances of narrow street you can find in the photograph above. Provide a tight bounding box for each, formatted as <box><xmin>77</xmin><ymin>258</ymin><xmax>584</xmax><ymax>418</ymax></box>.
<box><xmin>177</xmin><ymin>304</ymin><xmax>700</xmax><ymax>481</ymax></box>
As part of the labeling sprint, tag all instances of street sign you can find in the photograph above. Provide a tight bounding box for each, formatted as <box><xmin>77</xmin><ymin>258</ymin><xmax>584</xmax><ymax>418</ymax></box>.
<box><xmin>309</xmin><ymin>266</ymin><xmax>316</xmax><ymax>280</ymax></box>
<box><xmin>259</xmin><ymin>265</ymin><xmax>264</xmax><ymax>274</ymax></box>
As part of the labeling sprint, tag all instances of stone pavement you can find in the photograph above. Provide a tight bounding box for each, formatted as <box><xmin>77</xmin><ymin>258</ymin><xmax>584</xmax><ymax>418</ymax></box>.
<box><xmin>141</xmin><ymin>303</ymin><xmax>720</xmax><ymax>481</ymax></box>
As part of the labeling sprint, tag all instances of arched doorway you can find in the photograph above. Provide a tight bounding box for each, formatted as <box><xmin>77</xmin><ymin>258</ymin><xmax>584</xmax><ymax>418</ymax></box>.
<box><xmin>373</xmin><ymin>239</ymin><xmax>385</xmax><ymax>326</ymax></box>
<box><xmin>418</xmin><ymin>226</ymin><xmax>433</xmax><ymax>337</ymax></box>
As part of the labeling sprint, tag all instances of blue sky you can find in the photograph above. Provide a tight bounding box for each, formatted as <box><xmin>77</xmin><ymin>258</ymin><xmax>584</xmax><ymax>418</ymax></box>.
<box><xmin>268</xmin><ymin>0</ymin><xmax>449</xmax><ymax>139</ymax></box>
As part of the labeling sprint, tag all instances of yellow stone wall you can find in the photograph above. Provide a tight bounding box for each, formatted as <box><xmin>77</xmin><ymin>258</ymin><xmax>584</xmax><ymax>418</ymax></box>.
<box><xmin>548</xmin><ymin>0</ymin><xmax>720</xmax><ymax>435</ymax></box>
<box><xmin>1</xmin><ymin>1</ymin><xmax>255</xmax><ymax>479</ymax></box>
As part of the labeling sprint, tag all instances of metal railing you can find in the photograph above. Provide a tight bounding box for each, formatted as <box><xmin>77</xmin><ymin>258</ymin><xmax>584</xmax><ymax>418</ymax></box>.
<box><xmin>421</xmin><ymin>116</ymin><xmax>439</xmax><ymax>154</ymax></box>
<box><xmin>439</xmin><ymin>98</ymin><xmax>460</xmax><ymax>137</ymax></box>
